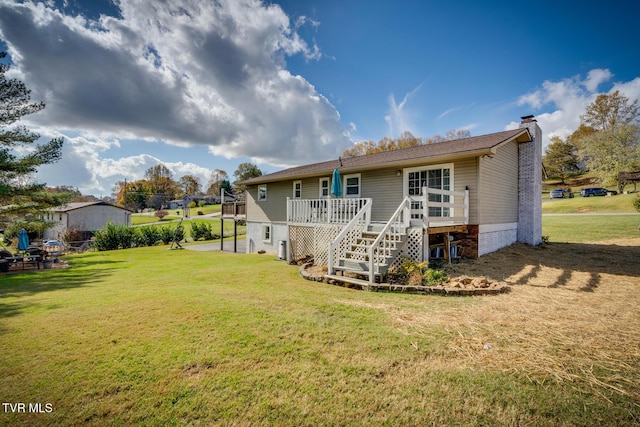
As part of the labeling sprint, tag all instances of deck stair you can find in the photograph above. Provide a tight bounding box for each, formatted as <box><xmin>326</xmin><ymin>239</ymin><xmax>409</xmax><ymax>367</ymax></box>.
<box><xmin>333</xmin><ymin>223</ymin><xmax>407</xmax><ymax>280</ymax></box>
<box><xmin>328</xmin><ymin>197</ymin><xmax>413</xmax><ymax>284</ymax></box>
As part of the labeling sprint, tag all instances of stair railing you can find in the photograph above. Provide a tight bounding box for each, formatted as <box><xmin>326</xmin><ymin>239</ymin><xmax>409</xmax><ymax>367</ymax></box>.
<box><xmin>367</xmin><ymin>197</ymin><xmax>412</xmax><ymax>284</ymax></box>
<box><xmin>328</xmin><ymin>198</ymin><xmax>372</xmax><ymax>275</ymax></box>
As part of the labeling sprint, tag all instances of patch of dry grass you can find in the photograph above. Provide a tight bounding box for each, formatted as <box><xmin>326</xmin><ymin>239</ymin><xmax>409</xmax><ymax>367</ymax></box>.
<box><xmin>341</xmin><ymin>239</ymin><xmax>640</xmax><ymax>411</ymax></box>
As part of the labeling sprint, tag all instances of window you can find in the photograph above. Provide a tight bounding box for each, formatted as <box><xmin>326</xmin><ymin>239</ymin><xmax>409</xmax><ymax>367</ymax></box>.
<box><xmin>344</xmin><ymin>174</ymin><xmax>361</xmax><ymax>198</ymax></box>
<box><xmin>293</xmin><ymin>180</ymin><xmax>302</xmax><ymax>199</ymax></box>
<box><xmin>319</xmin><ymin>178</ymin><xmax>330</xmax><ymax>198</ymax></box>
<box><xmin>262</xmin><ymin>224</ymin><xmax>271</xmax><ymax>243</ymax></box>
<box><xmin>258</xmin><ymin>185</ymin><xmax>267</xmax><ymax>201</ymax></box>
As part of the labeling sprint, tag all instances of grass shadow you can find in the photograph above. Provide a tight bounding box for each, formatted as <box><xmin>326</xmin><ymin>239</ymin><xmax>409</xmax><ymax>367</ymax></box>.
<box><xmin>0</xmin><ymin>255</ymin><xmax>123</xmax><ymax>320</ymax></box>
<box><xmin>457</xmin><ymin>241</ymin><xmax>640</xmax><ymax>292</ymax></box>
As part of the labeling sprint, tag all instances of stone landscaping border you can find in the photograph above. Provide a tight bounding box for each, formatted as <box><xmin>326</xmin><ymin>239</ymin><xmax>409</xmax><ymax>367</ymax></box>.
<box><xmin>299</xmin><ymin>263</ymin><xmax>510</xmax><ymax>296</ymax></box>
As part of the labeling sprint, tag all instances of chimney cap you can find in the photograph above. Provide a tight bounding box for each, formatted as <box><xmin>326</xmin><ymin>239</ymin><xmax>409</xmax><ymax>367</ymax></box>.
<box><xmin>520</xmin><ymin>114</ymin><xmax>536</xmax><ymax>123</ymax></box>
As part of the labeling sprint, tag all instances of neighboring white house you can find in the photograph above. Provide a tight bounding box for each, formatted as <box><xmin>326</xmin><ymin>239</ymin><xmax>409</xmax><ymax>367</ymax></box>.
<box><xmin>42</xmin><ymin>202</ymin><xmax>132</xmax><ymax>240</ymax></box>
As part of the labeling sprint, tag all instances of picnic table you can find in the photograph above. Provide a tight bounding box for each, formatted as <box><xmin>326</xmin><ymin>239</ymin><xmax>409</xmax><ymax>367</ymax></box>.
<box><xmin>3</xmin><ymin>254</ymin><xmax>43</xmax><ymax>270</ymax></box>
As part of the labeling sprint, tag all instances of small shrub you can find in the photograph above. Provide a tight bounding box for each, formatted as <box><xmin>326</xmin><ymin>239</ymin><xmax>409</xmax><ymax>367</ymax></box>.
<box><xmin>61</xmin><ymin>228</ymin><xmax>86</xmax><ymax>243</ymax></box>
<box><xmin>188</xmin><ymin>201</ymin><xmax>197</xmax><ymax>209</ymax></box>
<box><xmin>392</xmin><ymin>256</ymin><xmax>447</xmax><ymax>286</ymax></box>
<box><xmin>159</xmin><ymin>225</ymin><xmax>174</xmax><ymax>244</ymax></box>
<box><xmin>396</xmin><ymin>257</ymin><xmax>429</xmax><ymax>280</ymax></box>
<box><xmin>190</xmin><ymin>222</ymin><xmax>214</xmax><ymax>241</ymax></box>
<box><xmin>197</xmin><ymin>210</ymin><xmax>204</xmax><ymax>215</ymax></box>
<box><xmin>198</xmin><ymin>200</ymin><xmax>205</xmax><ymax>207</ymax></box>
<box><xmin>634</xmin><ymin>196</ymin><xmax>640</xmax><ymax>213</ymax></box>
<box><xmin>154</xmin><ymin>210</ymin><xmax>169</xmax><ymax>220</ymax></box>
<box><xmin>137</xmin><ymin>226</ymin><xmax>162</xmax><ymax>246</ymax></box>
<box><xmin>158</xmin><ymin>224</ymin><xmax>185</xmax><ymax>244</ymax></box>
<box><xmin>94</xmin><ymin>221</ymin><xmax>136</xmax><ymax>251</ymax></box>
<box><xmin>174</xmin><ymin>224</ymin><xmax>185</xmax><ymax>243</ymax></box>
<box><xmin>422</xmin><ymin>268</ymin><xmax>448</xmax><ymax>286</ymax></box>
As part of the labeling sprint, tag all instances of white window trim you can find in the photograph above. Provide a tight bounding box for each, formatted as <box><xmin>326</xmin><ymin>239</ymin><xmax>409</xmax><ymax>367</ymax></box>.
<box><xmin>343</xmin><ymin>173</ymin><xmax>361</xmax><ymax>198</ymax></box>
<box><xmin>402</xmin><ymin>163</ymin><xmax>455</xmax><ymax>197</ymax></box>
<box><xmin>319</xmin><ymin>177</ymin><xmax>330</xmax><ymax>198</ymax></box>
<box><xmin>258</xmin><ymin>184</ymin><xmax>267</xmax><ymax>202</ymax></box>
<box><xmin>262</xmin><ymin>223</ymin><xmax>272</xmax><ymax>243</ymax></box>
<box><xmin>293</xmin><ymin>180</ymin><xmax>302</xmax><ymax>199</ymax></box>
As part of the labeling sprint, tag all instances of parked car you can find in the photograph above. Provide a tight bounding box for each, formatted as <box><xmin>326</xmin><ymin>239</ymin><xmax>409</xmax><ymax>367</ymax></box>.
<box><xmin>580</xmin><ymin>187</ymin><xmax>617</xmax><ymax>197</ymax></box>
<box><xmin>549</xmin><ymin>189</ymin><xmax>573</xmax><ymax>199</ymax></box>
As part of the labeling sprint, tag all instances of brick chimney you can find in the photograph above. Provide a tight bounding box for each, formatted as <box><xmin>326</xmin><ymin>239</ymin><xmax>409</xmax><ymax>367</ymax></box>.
<box><xmin>517</xmin><ymin>115</ymin><xmax>542</xmax><ymax>245</ymax></box>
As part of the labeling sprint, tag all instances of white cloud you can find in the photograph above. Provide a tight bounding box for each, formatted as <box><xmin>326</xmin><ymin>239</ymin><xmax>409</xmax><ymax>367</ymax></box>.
<box><xmin>0</xmin><ymin>0</ymin><xmax>351</xmax><ymax>179</ymax></box>
<box><xmin>584</xmin><ymin>69</ymin><xmax>612</xmax><ymax>92</ymax></box>
<box><xmin>510</xmin><ymin>69</ymin><xmax>640</xmax><ymax>149</ymax></box>
<box><xmin>385</xmin><ymin>83</ymin><xmax>423</xmax><ymax>137</ymax></box>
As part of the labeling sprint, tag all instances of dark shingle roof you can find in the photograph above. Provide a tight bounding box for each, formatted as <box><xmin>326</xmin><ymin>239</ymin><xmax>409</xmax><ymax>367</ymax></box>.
<box><xmin>243</xmin><ymin>128</ymin><xmax>531</xmax><ymax>185</ymax></box>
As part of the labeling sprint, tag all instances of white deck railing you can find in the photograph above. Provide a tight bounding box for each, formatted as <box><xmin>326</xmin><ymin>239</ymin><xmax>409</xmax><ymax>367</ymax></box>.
<box><xmin>367</xmin><ymin>197</ymin><xmax>412</xmax><ymax>283</ymax></box>
<box><xmin>409</xmin><ymin>187</ymin><xmax>469</xmax><ymax>228</ymax></box>
<box><xmin>287</xmin><ymin>197</ymin><xmax>372</xmax><ymax>225</ymax></box>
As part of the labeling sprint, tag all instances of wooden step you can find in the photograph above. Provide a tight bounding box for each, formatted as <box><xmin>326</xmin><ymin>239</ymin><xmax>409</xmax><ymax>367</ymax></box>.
<box><xmin>344</xmin><ymin>251</ymin><xmax>395</xmax><ymax>260</ymax></box>
<box><xmin>325</xmin><ymin>274</ymin><xmax>374</xmax><ymax>287</ymax></box>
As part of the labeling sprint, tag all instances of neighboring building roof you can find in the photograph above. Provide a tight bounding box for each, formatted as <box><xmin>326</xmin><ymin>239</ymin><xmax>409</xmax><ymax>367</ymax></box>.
<box><xmin>50</xmin><ymin>201</ymin><xmax>132</xmax><ymax>213</ymax></box>
<box><xmin>243</xmin><ymin>128</ymin><xmax>532</xmax><ymax>185</ymax></box>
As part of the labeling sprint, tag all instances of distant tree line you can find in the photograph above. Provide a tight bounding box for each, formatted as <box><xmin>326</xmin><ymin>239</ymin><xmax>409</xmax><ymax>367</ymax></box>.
<box><xmin>342</xmin><ymin>129</ymin><xmax>471</xmax><ymax>158</ymax></box>
<box><xmin>543</xmin><ymin>90</ymin><xmax>640</xmax><ymax>190</ymax></box>
<box><xmin>111</xmin><ymin>162</ymin><xmax>262</xmax><ymax>211</ymax></box>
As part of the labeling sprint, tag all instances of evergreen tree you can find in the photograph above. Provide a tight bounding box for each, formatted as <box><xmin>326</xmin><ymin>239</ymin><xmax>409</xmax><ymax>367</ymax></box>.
<box><xmin>0</xmin><ymin>52</ymin><xmax>70</xmax><ymax>227</ymax></box>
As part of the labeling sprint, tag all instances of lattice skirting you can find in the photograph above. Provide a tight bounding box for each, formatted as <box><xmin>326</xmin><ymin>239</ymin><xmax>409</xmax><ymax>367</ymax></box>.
<box><xmin>389</xmin><ymin>228</ymin><xmax>424</xmax><ymax>271</ymax></box>
<box><xmin>289</xmin><ymin>225</ymin><xmax>425</xmax><ymax>268</ymax></box>
<box><xmin>289</xmin><ymin>224</ymin><xmax>342</xmax><ymax>266</ymax></box>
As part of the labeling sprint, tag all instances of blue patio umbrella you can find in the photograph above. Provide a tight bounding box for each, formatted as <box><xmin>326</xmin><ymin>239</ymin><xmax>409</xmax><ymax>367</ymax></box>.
<box><xmin>17</xmin><ymin>228</ymin><xmax>29</xmax><ymax>251</ymax></box>
<box><xmin>331</xmin><ymin>168</ymin><xmax>342</xmax><ymax>197</ymax></box>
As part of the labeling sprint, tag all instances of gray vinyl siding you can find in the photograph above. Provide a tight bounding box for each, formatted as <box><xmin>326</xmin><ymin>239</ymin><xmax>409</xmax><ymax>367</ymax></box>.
<box><xmin>360</xmin><ymin>167</ymin><xmax>404</xmax><ymax>221</ymax></box>
<box><xmin>246</xmin><ymin>181</ymin><xmax>291</xmax><ymax>223</ymax></box>
<box><xmin>451</xmin><ymin>157</ymin><xmax>479</xmax><ymax>224</ymax></box>
<box><xmin>477</xmin><ymin>140</ymin><xmax>519</xmax><ymax>224</ymax></box>
<box><xmin>246</xmin><ymin>157</ymin><xmax>482</xmax><ymax>225</ymax></box>
<box><xmin>363</xmin><ymin>160</ymin><xmax>478</xmax><ymax>222</ymax></box>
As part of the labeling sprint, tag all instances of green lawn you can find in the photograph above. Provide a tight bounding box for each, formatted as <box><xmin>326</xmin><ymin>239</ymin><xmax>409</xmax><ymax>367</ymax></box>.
<box><xmin>543</xmin><ymin>214</ymin><xmax>640</xmax><ymax>242</ymax></box>
<box><xmin>131</xmin><ymin>217</ymin><xmax>245</xmax><ymax>240</ymax></box>
<box><xmin>1</xmin><ymin>218</ymin><xmax>639</xmax><ymax>425</ymax></box>
<box><xmin>131</xmin><ymin>205</ymin><xmax>222</xmax><ymax>225</ymax></box>
<box><xmin>543</xmin><ymin>192</ymin><xmax>639</xmax><ymax>214</ymax></box>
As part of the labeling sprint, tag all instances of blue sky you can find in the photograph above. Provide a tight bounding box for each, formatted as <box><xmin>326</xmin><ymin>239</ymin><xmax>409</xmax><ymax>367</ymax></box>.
<box><xmin>0</xmin><ymin>0</ymin><xmax>638</xmax><ymax>197</ymax></box>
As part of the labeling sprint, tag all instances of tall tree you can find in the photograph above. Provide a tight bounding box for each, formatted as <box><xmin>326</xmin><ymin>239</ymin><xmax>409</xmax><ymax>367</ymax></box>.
<box><xmin>576</xmin><ymin>91</ymin><xmax>640</xmax><ymax>190</ymax></box>
<box><xmin>233</xmin><ymin>162</ymin><xmax>262</xmax><ymax>192</ymax></box>
<box><xmin>112</xmin><ymin>179</ymin><xmax>151</xmax><ymax>212</ymax></box>
<box><xmin>581</xmin><ymin>90</ymin><xmax>639</xmax><ymax>132</ymax></box>
<box><xmin>206</xmin><ymin>168</ymin><xmax>228</xmax><ymax>196</ymax></box>
<box><xmin>144</xmin><ymin>163</ymin><xmax>176</xmax><ymax>208</ymax></box>
<box><xmin>0</xmin><ymin>51</ymin><xmax>71</xmax><ymax>226</ymax></box>
<box><xmin>178</xmin><ymin>175</ymin><xmax>201</xmax><ymax>197</ymax></box>
<box><xmin>542</xmin><ymin>136</ymin><xmax>580</xmax><ymax>184</ymax></box>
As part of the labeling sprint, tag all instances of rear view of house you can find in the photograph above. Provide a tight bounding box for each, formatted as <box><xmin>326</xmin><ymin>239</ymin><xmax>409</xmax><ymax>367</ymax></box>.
<box><xmin>42</xmin><ymin>202</ymin><xmax>132</xmax><ymax>241</ymax></box>
<box><xmin>241</xmin><ymin>117</ymin><xmax>542</xmax><ymax>283</ymax></box>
